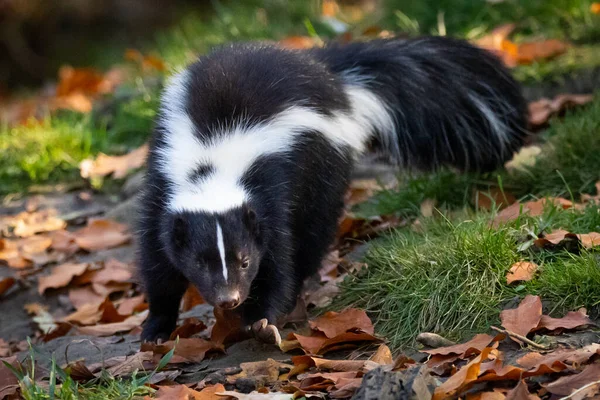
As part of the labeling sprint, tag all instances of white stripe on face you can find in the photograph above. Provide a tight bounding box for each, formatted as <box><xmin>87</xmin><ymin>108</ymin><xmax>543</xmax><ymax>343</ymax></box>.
<box><xmin>216</xmin><ymin>221</ymin><xmax>228</xmax><ymax>282</ymax></box>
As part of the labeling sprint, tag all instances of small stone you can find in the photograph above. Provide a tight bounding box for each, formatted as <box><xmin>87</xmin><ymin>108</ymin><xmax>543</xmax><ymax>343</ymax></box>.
<box><xmin>235</xmin><ymin>377</ymin><xmax>257</xmax><ymax>394</ymax></box>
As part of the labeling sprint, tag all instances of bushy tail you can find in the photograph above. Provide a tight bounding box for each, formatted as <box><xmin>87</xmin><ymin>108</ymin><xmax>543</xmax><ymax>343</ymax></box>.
<box><xmin>311</xmin><ymin>36</ymin><xmax>528</xmax><ymax>172</ymax></box>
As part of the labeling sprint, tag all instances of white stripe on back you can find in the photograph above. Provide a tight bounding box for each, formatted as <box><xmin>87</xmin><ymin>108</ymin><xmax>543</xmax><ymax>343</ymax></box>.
<box><xmin>158</xmin><ymin>78</ymin><xmax>394</xmax><ymax>214</ymax></box>
<box><xmin>216</xmin><ymin>221</ymin><xmax>228</xmax><ymax>282</ymax></box>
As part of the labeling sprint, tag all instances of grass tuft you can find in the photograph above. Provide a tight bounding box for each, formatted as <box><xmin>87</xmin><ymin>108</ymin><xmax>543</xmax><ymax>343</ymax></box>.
<box><xmin>335</xmin><ymin>203</ymin><xmax>600</xmax><ymax>349</ymax></box>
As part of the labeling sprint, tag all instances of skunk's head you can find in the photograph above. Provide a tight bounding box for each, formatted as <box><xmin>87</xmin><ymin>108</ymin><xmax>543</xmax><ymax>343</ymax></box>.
<box><xmin>161</xmin><ymin>204</ymin><xmax>263</xmax><ymax>309</ymax></box>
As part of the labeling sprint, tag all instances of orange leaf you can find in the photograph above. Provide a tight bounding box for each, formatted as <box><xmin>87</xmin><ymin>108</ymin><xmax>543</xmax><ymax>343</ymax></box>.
<box><xmin>516</xmin><ymin>40</ymin><xmax>568</xmax><ymax>64</ymax></box>
<box><xmin>309</xmin><ymin>308</ymin><xmax>374</xmax><ymax>338</ymax></box>
<box><xmin>290</xmin><ymin>331</ymin><xmax>381</xmax><ymax>355</ymax></box>
<box><xmin>141</xmin><ymin>337</ymin><xmax>224</xmax><ymax>363</ymax></box>
<box><xmin>433</xmin><ymin>347</ymin><xmax>493</xmax><ymax>400</ymax></box>
<box><xmin>154</xmin><ymin>384</ymin><xmax>226</xmax><ymax>400</ymax></box>
<box><xmin>117</xmin><ymin>295</ymin><xmax>147</xmax><ymax>315</ymax></box>
<box><xmin>577</xmin><ymin>232</ymin><xmax>600</xmax><ymax>248</ymax></box>
<box><xmin>369</xmin><ymin>344</ymin><xmax>393</xmax><ymax>365</ymax></box>
<box><xmin>422</xmin><ymin>333</ymin><xmax>496</xmax><ymax>357</ymax></box>
<box><xmin>506</xmin><ymin>261</ymin><xmax>538</xmax><ymax>284</ymax></box>
<box><xmin>474</xmin><ymin>188</ymin><xmax>516</xmax><ymax>211</ymax></box>
<box><xmin>0</xmin><ymin>277</ymin><xmax>16</xmax><ymax>296</ymax></box>
<box><xmin>500</xmin><ymin>295</ymin><xmax>542</xmax><ymax>337</ymax></box>
<box><xmin>38</xmin><ymin>263</ymin><xmax>89</xmax><ymax>294</ymax></box>
<box><xmin>211</xmin><ymin>307</ymin><xmax>246</xmax><ymax>345</ymax></box>
<box><xmin>592</xmin><ymin>3</ymin><xmax>600</xmax><ymax>14</ymax></box>
<box><xmin>169</xmin><ymin>318</ymin><xmax>207</xmax><ymax>340</ymax></box>
<box><xmin>74</xmin><ymin>259</ymin><xmax>133</xmax><ymax>285</ymax></box>
<box><xmin>181</xmin><ymin>284</ymin><xmax>205</xmax><ymax>312</ymax></box>
<box><xmin>74</xmin><ymin>219</ymin><xmax>131</xmax><ymax>252</ymax></box>
<box><xmin>278</xmin><ymin>36</ymin><xmax>317</xmax><ymax>50</ymax></box>
<box><xmin>79</xmin><ymin>143</ymin><xmax>148</xmax><ymax>180</ymax></box>
<box><xmin>56</xmin><ymin>66</ymin><xmax>106</xmax><ymax>97</ymax></box>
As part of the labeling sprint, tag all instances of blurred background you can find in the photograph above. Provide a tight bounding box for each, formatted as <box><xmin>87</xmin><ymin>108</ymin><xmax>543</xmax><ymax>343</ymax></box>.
<box><xmin>0</xmin><ymin>0</ymin><xmax>599</xmax><ymax>194</ymax></box>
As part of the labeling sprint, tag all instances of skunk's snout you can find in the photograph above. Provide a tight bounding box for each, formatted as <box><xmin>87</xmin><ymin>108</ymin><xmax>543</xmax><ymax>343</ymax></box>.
<box><xmin>217</xmin><ymin>291</ymin><xmax>240</xmax><ymax>309</ymax></box>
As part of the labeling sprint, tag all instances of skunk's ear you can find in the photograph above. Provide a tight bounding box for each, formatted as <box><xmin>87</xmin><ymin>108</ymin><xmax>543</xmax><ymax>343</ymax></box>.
<box><xmin>172</xmin><ymin>216</ymin><xmax>187</xmax><ymax>248</ymax></box>
<box><xmin>242</xmin><ymin>205</ymin><xmax>259</xmax><ymax>237</ymax></box>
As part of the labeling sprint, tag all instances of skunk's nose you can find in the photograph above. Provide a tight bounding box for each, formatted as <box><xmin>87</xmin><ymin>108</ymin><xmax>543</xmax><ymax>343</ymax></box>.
<box><xmin>217</xmin><ymin>292</ymin><xmax>240</xmax><ymax>309</ymax></box>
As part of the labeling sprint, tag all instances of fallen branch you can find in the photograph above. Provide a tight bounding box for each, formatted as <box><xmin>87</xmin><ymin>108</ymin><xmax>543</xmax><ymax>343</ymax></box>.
<box><xmin>490</xmin><ymin>326</ymin><xmax>549</xmax><ymax>350</ymax></box>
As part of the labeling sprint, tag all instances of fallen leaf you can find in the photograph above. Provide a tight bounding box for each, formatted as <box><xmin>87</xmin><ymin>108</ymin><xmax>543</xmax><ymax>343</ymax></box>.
<box><xmin>38</xmin><ymin>263</ymin><xmax>89</xmax><ymax>294</ymax></box>
<box><xmin>117</xmin><ymin>295</ymin><xmax>148</xmax><ymax>315</ymax></box>
<box><xmin>578</xmin><ymin>232</ymin><xmax>600</xmax><ymax>248</ymax></box>
<box><xmin>49</xmin><ymin>230</ymin><xmax>79</xmax><ymax>254</ymax></box>
<box><xmin>2</xmin><ymin>209</ymin><xmax>66</xmax><ymax>238</ymax></box>
<box><xmin>211</xmin><ymin>307</ymin><xmax>247</xmax><ymax>345</ymax></box>
<box><xmin>182</xmin><ymin>285</ymin><xmax>205</xmax><ymax>312</ymax></box>
<box><xmin>104</xmin><ymin>351</ymin><xmax>154</xmax><ymax>377</ymax></box>
<box><xmin>74</xmin><ymin>259</ymin><xmax>132</xmax><ymax>285</ymax></box>
<box><xmin>291</xmin><ymin>355</ymin><xmax>376</xmax><ymax>376</ymax></box>
<box><xmin>287</xmin><ymin>331</ymin><xmax>381</xmax><ymax>355</ymax></box>
<box><xmin>516</xmin><ymin>40</ymin><xmax>568</xmax><ymax>64</ymax></box>
<box><xmin>309</xmin><ymin>308</ymin><xmax>374</xmax><ymax>338</ymax></box>
<box><xmin>592</xmin><ymin>3</ymin><xmax>600</xmax><ymax>14</ymax></box>
<box><xmin>0</xmin><ymin>356</ymin><xmax>20</xmax><ymax>399</ymax></box>
<box><xmin>517</xmin><ymin>343</ymin><xmax>600</xmax><ymax>373</ymax></box>
<box><xmin>229</xmin><ymin>359</ymin><xmax>292</xmax><ymax>386</ymax></box>
<box><xmin>545</xmin><ymin>363</ymin><xmax>600</xmax><ymax>396</ymax></box>
<box><xmin>142</xmin><ymin>337</ymin><xmax>224</xmax><ymax>363</ymax></box>
<box><xmin>500</xmin><ymin>295</ymin><xmax>542</xmax><ymax>337</ymax></box>
<box><xmin>218</xmin><ymin>391</ymin><xmax>293</xmax><ymax>399</ymax></box>
<box><xmin>505</xmin><ymin>146</ymin><xmax>542</xmax><ymax>171</ymax></box>
<box><xmin>79</xmin><ymin>144</ymin><xmax>148</xmax><ymax>180</ymax></box>
<box><xmin>0</xmin><ymin>277</ymin><xmax>16</xmax><ymax>296</ymax></box>
<box><xmin>506</xmin><ymin>262</ymin><xmax>539</xmax><ymax>284</ymax></box>
<box><xmin>154</xmin><ymin>383</ymin><xmax>226</xmax><ymax>399</ymax></box>
<box><xmin>170</xmin><ymin>318</ymin><xmax>207</xmax><ymax>340</ymax></box>
<box><xmin>433</xmin><ymin>347</ymin><xmax>493</xmax><ymax>400</ymax></box>
<box><xmin>529</xmin><ymin>94</ymin><xmax>594</xmax><ymax>128</ymax></box>
<box><xmin>536</xmin><ymin>310</ymin><xmax>593</xmax><ymax>332</ymax></box>
<box><xmin>77</xmin><ymin>310</ymin><xmax>148</xmax><ymax>336</ymax></box>
<box><xmin>370</xmin><ymin>344</ymin><xmax>393</xmax><ymax>365</ymax></box>
<box><xmin>69</xmin><ymin>286</ymin><xmax>106</xmax><ymax>309</ymax></box>
<box><xmin>505</xmin><ymin>380</ymin><xmax>539</xmax><ymax>400</ymax></box>
<box><xmin>422</xmin><ymin>334</ymin><xmax>495</xmax><ymax>357</ymax></box>
<box><xmin>474</xmin><ymin>188</ymin><xmax>516</xmax><ymax>211</ymax></box>
<box><xmin>74</xmin><ymin>219</ymin><xmax>131</xmax><ymax>251</ymax></box>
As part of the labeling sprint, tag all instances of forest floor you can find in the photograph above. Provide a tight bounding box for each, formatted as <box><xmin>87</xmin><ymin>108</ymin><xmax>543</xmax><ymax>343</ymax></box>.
<box><xmin>2</xmin><ymin>1</ymin><xmax>600</xmax><ymax>399</ymax></box>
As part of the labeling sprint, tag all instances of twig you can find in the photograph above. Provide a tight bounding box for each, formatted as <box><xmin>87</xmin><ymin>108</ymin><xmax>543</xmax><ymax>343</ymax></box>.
<box><xmin>491</xmin><ymin>326</ymin><xmax>549</xmax><ymax>350</ymax></box>
<box><xmin>559</xmin><ymin>379</ymin><xmax>600</xmax><ymax>399</ymax></box>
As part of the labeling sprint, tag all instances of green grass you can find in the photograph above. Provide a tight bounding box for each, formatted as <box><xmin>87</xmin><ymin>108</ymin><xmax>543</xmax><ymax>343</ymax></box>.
<box><xmin>357</xmin><ymin>95</ymin><xmax>600</xmax><ymax>219</ymax></box>
<box><xmin>0</xmin><ymin>80</ymin><xmax>159</xmax><ymax>194</ymax></box>
<box><xmin>334</xmin><ymin>202</ymin><xmax>600</xmax><ymax>349</ymax></box>
<box><xmin>384</xmin><ymin>0</ymin><xmax>600</xmax><ymax>42</ymax></box>
<box><xmin>4</xmin><ymin>340</ymin><xmax>176</xmax><ymax>399</ymax></box>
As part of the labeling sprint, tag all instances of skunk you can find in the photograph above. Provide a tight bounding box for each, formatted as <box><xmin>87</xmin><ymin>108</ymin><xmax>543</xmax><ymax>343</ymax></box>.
<box><xmin>138</xmin><ymin>36</ymin><xmax>527</xmax><ymax>343</ymax></box>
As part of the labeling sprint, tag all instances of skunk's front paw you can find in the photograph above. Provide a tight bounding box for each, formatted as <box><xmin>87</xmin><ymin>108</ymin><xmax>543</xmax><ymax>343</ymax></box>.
<box><xmin>247</xmin><ymin>318</ymin><xmax>281</xmax><ymax>346</ymax></box>
<box><xmin>141</xmin><ymin>315</ymin><xmax>175</xmax><ymax>343</ymax></box>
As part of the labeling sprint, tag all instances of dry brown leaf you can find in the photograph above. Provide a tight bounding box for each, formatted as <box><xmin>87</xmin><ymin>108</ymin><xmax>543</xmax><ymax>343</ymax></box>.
<box><xmin>422</xmin><ymin>333</ymin><xmax>495</xmax><ymax>357</ymax></box>
<box><xmin>578</xmin><ymin>232</ymin><xmax>600</xmax><ymax>248</ymax></box>
<box><xmin>287</xmin><ymin>331</ymin><xmax>381</xmax><ymax>355</ymax></box>
<box><xmin>493</xmin><ymin>197</ymin><xmax>572</xmax><ymax>226</ymax></box>
<box><xmin>74</xmin><ymin>259</ymin><xmax>132</xmax><ymax>285</ymax></box>
<box><xmin>474</xmin><ymin>188</ymin><xmax>516</xmax><ymax>211</ymax></box>
<box><xmin>49</xmin><ymin>230</ymin><xmax>79</xmax><ymax>255</ymax></box>
<box><xmin>154</xmin><ymin>383</ymin><xmax>226</xmax><ymax>400</ymax></box>
<box><xmin>2</xmin><ymin>209</ymin><xmax>67</xmax><ymax>238</ymax></box>
<box><xmin>38</xmin><ymin>262</ymin><xmax>89</xmax><ymax>294</ymax></box>
<box><xmin>182</xmin><ymin>284</ymin><xmax>205</xmax><ymax>312</ymax></box>
<box><xmin>69</xmin><ymin>286</ymin><xmax>106</xmax><ymax>309</ymax></box>
<box><xmin>291</xmin><ymin>355</ymin><xmax>375</xmax><ymax>376</ymax></box>
<box><xmin>433</xmin><ymin>347</ymin><xmax>493</xmax><ymax>400</ymax></box>
<box><xmin>0</xmin><ymin>356</ymin><xmax>20</xmax><ymax>399</ymax></box>
<box><xmin>370</xmin><ymin>344</ymin><xmax>393</xmax><ymax>365</ymax></box>
<box><xmin>544</xmin><ymin>363</ymin><xmax>600</xmax><ymax>396</ymax></box>
<box><xmin>170</xmin><ymin>318</ymin><xmax>207</xmax><ymax>340</ymax></box>
<box><xmin>529</xmin><ymin>94</ymin><xmax>594</xmax><ymax>128</ymax></box>
<box><xmin>74</xmin><ymin>219</ymin><xmax>131</xmax><ymax>252</ymax></box>
<box><xmin>80</xmin><ymin>143</ymin><xmax>148</xmax><ymax>180</ymax></box>
<box><xmin>500</xmin><ymin>295</ymin><xmax>542</xmax><ymax>337</ymax></box>
<box><xmin>505</xmin><ymin>380</ymin><xmax>539</xmax><ymax>400</ymax></box>
<box><xmin>506</xmin><ymin>262</ymin><xmax>539</xmax><ymax>284</ymax></box>
<box><xmin>211</xmin><ymin>307</ymin><xmax>247</xmax><ymax>345</ymax></box>
<box><xmin>536</xmin><ymin>309</ymin><xmax>593</xmax><ymax>332</ymax></box>
<box><xmin>77</xmin><ymin>310</ymin><xmax>148</xmax><ymax>336</ymax></box>
<box><xmin>117</xmin><ymin>295</ymin><xmax>147</xmax><ymax>315</ymax></box>
<box><xmin>517</xmin><ymin>343</ymin><xmax>600</xmax><ymax>373</ymax></box>
<box><xmin>228</xmin><ymin>359</ymin><xmax>292</xmax><ymax>385</ymax></box>
<box><xmin>309</xmin><ymin>308</ymin><xmax>374</xmax><ymax>338</ymax></box>
<box><xmin>63</xmin><ymin>302</ymin><xmax>104</xmax><ymax>325</ymax></box>
<box><xmin>141</xmin><ymin>337</ymin><xmax>224</xmax><ymax>363</ymax></box>
<box><xmin>0</xmin><ymin>277</ymin><xmax>16</xmax><ymax>296</ymax></box>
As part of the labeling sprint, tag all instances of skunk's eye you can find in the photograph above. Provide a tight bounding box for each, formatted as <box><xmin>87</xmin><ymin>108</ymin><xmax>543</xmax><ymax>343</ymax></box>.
<box><xmin>241</xmin><ymin>257</ymin><xmax>250</xmax><ymax>269</ymax></box>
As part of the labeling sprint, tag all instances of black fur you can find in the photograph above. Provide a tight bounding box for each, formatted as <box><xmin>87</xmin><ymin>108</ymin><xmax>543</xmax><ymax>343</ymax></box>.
<box><xmin>138</xmin><ymin>37</ymin><xmax>527</xmax><ymax>342</ymax></box>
